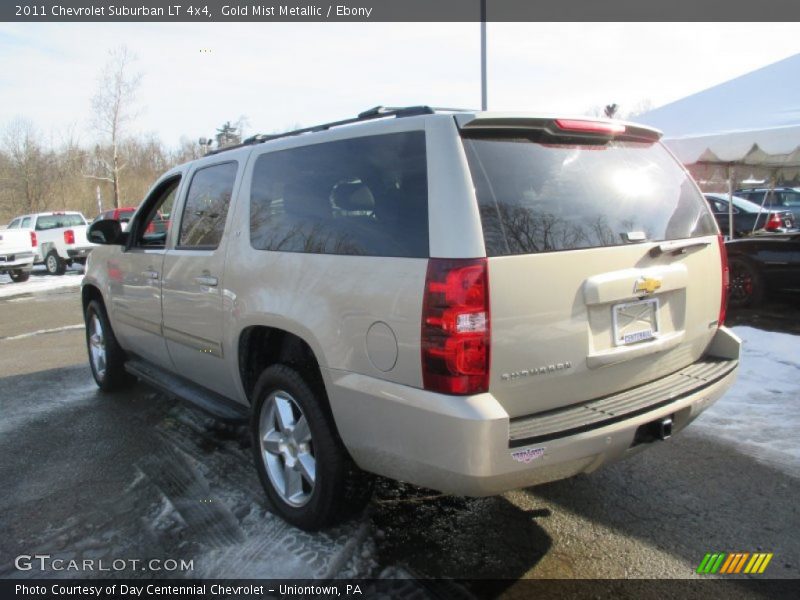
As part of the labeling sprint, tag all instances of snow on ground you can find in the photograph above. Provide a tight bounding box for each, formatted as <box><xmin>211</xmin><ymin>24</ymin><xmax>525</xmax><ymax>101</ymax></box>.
<box><xmin>692</xmin><ymin>325</ymin><xmax>800</xmax><ymax>476</ymax></box>
<box><xmin>0</xmin><ymin>265</ymin><xmax>84</xmax><ymax>299</ymax></box>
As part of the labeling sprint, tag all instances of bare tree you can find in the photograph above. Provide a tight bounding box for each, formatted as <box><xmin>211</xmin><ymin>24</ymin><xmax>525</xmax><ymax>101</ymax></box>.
<box><xmin>88</xmin><ymin>46</ymin><xmax>142</xmax><ymax>209</ymax></box>
<box><xmin>1</xmin><ymin>118</ymin><xmax>54</xmax><ymax>214</ymax></box>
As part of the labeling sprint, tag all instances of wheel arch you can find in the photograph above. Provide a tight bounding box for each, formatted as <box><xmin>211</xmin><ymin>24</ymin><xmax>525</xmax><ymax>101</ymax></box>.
<box><xmin>81</xmin><ymin>283</ymin><xmax>105</xmax><ymax>313</ymax></box>
<box><xmin>237</xmin><ymin>325</ymin><xmax>330</xmax><ymax>411</ymax></box>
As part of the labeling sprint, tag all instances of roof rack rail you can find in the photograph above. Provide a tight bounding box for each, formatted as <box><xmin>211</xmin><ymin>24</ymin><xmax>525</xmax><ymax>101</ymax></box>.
<box><xmin>207</xmin><ymin>105</ymin><xmax>472</xmax><ymax>155</ymax></box>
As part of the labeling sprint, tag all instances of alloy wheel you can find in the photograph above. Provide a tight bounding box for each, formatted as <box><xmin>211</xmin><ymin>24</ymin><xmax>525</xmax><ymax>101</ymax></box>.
<box><xmin>258</xmin><ymin>390</ymin><xmax>316</xmax><ymax>507</ymax></box>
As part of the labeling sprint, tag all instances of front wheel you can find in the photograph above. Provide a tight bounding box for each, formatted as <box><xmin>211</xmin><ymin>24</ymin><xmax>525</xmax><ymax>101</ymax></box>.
<box><xmin>9</xmin><ymin>270</ymin><xmax>30</xmax><ymax>283</ymax></box>
<box><xmin>728</xmin><ymin>256</ymin><xmax>764</xmax><ymax>308</ymax></box>
<box><xmin>84</xmin><ymin>299</ymin><xmax>134</xmax><ymax>392</ymax></box>
<box><xmin>251</xmin><ymin>365</ymin><xmax>372</xmax><ymax>531</ymax></box>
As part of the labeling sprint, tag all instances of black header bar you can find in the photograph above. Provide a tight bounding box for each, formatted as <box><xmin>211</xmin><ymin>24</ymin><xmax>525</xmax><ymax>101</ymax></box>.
<box><xmin>4</xmin><ymin>0</ymin><xmax>800</xmax><ymax>22</ymax></box>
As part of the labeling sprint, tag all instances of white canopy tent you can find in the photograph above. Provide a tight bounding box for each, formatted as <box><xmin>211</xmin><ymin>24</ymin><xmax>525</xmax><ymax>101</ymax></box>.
<box><xmin>637</xmin><ymin>53</ymin><xmax>800</xmax><ymax>237</ymax></box>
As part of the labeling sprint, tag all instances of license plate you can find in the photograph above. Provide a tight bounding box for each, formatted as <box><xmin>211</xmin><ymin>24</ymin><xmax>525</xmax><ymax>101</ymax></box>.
<box><xmin>613</xmin><ymin>298</ymin><xmax>659</xmax><ymax>346</ymax></box>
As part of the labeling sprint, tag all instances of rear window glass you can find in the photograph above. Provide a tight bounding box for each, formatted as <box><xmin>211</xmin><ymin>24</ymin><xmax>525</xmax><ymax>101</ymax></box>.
<box><xmin>35</xmin><ymin>214</ymin><xmax>86</xmax><ymax>231</ymax></box>
<box><xmin>778</xmin><ymin>191</ymin><xmax>800</xmax><ymax>207</ymax></box>
<box><xmin>249</xmin><ymin>131</ymin><xmax>428</xmax><ymax>258</ymax></box>
<box><xmin>462</xmin><ymin>134</ymin><xmax>717</xmax><ymax>256</ymax></box>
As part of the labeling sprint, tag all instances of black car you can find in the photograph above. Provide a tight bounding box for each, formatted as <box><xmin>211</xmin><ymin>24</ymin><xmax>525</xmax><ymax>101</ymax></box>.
<box><xmin>725</xmin><ymin>232</ymin><xmax>800</xmax><ymax>307</ymax></box>
<box><xmin>705</xmin><ymin>193</ymin><xmax>797</xmax><ymax>237</ymax></box>
<box><xmin>735</xmin><ymin>187</ymin><xmax>800</xmax><ymax>223</ymax></box>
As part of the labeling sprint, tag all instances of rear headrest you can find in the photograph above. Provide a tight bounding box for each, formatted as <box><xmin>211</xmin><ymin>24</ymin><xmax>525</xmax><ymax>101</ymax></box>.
<box><xmin>283</xmin><ymin>181</ymin><xmax>331</xmax><ymax>220</ymax></box>
<box><xmin>332</xmin><ymin>182</ymin><xmax>375</xmax><ymax>212</ymax></box>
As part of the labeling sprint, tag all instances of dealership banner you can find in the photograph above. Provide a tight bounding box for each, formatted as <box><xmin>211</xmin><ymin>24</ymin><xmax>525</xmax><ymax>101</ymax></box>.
<box><xmin>3</xmin><ymin>579</ymin><xmax>798</xmax><ymax>599</ymax></box>
<box><xmin>3</xmin><ymin>0</ymin><xmax>800</xmax><ymax>22</ymax></box>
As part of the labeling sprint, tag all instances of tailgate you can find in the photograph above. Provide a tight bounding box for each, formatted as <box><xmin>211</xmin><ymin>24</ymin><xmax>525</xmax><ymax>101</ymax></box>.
<box><xmin>489</xmin><ymin>239</ymin><xmax>721</xmax><ymax>416</ymax></box>
<box><xmin>459</xmin><ymin>116</ymin><xmax>723</xmax><ymax>417</ymax></box>
<box><xmin>0</xmin><ymin>229</ymin><xmax>33</xmax><ymax>254</ymax></box>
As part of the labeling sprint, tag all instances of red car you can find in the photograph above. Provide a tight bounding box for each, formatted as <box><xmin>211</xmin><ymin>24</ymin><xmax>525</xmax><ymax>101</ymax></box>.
<box><xmin>94</xmin><ymin>207</ymin><xmax>137</xmax><ymax>231</ymax></box>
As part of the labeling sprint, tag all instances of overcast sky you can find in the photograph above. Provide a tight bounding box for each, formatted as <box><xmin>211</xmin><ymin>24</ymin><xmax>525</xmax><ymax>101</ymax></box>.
<box><xmin>1</xmin><ymin>22</ymin><xmax>798</xmax><ymax>148</ymax></box>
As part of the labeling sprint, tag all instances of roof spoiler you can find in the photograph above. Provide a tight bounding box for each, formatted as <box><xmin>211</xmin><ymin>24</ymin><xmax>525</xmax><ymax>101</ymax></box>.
<box><xmin>456</xmin><ymin>114</ymin><xmax>663</xmax><ymax>143</ymax></box>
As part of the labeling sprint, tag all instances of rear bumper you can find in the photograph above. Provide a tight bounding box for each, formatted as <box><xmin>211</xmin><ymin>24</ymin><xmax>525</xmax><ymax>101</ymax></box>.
<box><xmin>67</xmin><ymin>247</ymin><xmax>93</xmax><ymax>259</ymax></box>
<box><xmin>326</xmin><ymin>327</ymin><xmax>741</xmax><ymax>496</ymax></box>
<box><xmin>0</xmin><ymin>252</ymin><xmax>35</xmax><ymax>271</ymax></box>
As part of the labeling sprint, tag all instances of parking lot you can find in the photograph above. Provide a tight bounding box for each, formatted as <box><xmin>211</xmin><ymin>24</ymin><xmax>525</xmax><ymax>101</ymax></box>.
<box><xmin>1</xmin><ymin>269</ymin><xmax>798</xmax><ymax>590</ymax></box>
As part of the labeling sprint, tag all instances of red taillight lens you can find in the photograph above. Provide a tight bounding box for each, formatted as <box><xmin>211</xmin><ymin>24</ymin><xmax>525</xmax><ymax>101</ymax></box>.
<box><xmin>422</xmin><ymin>258</ymin><xmax>490</xmax><ymax>395</ymax></box>
<box><xmin>554</xmin><ymin>119</ymin><xmax>626</xmax><ymax>135</ymax></box>
<box><xmin>64</xmin><ymin>229</ymin><xmax>75</xmax><ymax>245</ymax></box>
<box><xmin>718</xmin><ymin>235</ymin><xmax>729</xmax><ymax>326</ymax></box>
<box><xmin>30</xmin><ymin>231</ymin><xmax>37</xmax><ymax>247</ymax></box>
<box><xmin>765</xmin><ymin>213</ymin><xmax>782</xmax><ymax>231</ymax></box>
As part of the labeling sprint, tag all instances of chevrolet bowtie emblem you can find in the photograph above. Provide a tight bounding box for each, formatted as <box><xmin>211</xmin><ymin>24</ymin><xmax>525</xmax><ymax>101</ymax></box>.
<box><xmin>634</xmin><ymin>277</ymin><xmax>662</xmax><ymax>295</ymax></box>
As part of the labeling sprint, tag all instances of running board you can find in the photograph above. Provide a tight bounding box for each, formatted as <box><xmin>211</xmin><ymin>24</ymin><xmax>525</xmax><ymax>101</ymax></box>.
<box><xmin>125</xmin><ymin>359</ymin><xmax>249</xmax><ymax>423</ymax></box>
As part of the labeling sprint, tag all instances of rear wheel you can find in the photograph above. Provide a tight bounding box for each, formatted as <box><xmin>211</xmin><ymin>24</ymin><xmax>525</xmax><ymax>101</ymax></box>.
<box><xmin>45</xmin><ymin>250</ymin><xmax>66</xmax><ymax>275</ymax></box>
<box><xmin>9</xmin><ymin>270</ymin><xmax>30</xmax><ymax>283</ymax></box>
<box><xmin>728</xmin><ymin>256</ymin><xmax>764</xmax><ymax>308</ymax></box>
<box><xmin>84</xmin><ymin>299</ymin><xmax>134</xmax><ymax>391</ymax></box>
<box><xmin>251</xmin><ymin>364</ymin><xmax>372</xmax><ymax>531</ymax></box>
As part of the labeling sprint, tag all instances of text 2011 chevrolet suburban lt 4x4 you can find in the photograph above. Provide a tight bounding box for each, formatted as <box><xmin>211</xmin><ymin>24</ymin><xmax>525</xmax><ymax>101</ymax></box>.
<box><xmin>82</xmin><ymin>106</ymin><xmax>741</xmax><ymax>530</ymax></box>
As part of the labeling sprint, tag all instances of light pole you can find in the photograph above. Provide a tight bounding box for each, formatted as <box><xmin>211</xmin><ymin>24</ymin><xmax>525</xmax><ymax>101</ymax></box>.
<box><xmin>481</xmin><ymin>0</ymin><xmax>487</xmax><ymax>111</ymax></box>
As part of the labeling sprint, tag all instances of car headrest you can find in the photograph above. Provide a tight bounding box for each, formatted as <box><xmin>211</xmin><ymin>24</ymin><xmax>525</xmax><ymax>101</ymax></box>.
<box><xmin>283</xmin><ymin>181</ymin><xmax>331</xmax><ymax>220</ymax></box>
<box><xmin>332</xmin><ymin>182</ymin><xmax>375</xmax><ymax>212</ymax></box>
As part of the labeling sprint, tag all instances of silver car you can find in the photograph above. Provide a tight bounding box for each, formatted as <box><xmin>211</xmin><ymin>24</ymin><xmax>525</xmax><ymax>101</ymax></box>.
<box><xmin>82</xmin><ymin>106</ymin><xmax>740</xmax><ymax>531</ymax></box>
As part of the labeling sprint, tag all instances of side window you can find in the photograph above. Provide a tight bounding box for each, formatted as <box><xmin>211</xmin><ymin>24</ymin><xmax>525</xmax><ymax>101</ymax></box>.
<box><xmin>178</xmin><ymin>162</ymin><xmax>238</xmax><ymax>249</ymax></box>
<box><xmin>133</xmin><ymin>177</ymin><xmax>181</xmax><ymax>249</ymax></box>
<box><xmin>20</xmin><ymin>217</ymin><xmax>32</xmax><ymax>228</ymax></box>
<box><xmin>8</xmin><ymin>219</ymin><xmax>20</xmax><ymax>229</ymax></box>
<box><xmin>249</xmin><ymin>131</ymin><xmax>428</xmax><ymax>258</ymax></box>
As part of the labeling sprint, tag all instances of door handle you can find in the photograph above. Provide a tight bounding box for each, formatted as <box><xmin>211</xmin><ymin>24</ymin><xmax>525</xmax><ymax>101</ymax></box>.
<box><xmin>194</xmin><ymin>275</ymin><xmax>218</xmax><ymax>287</ymax></box>
<box><xmin>142</xmin><ymin>270</ymin><xmax>159</xmax><ymax>280</ymax></box>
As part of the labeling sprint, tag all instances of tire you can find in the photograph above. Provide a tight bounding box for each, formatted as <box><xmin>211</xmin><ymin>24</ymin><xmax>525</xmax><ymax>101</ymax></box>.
<box><xmin>45</xmin><ymin>250</ymin><xmax>66</xmax><ymax>275</ymax></box>
<box><xmin>9</xmin><ymin>270</ymin><xmax>30</xmax><ymax>283</ymax></box>
<box><xmin>84</xmin><ymin>299</ymin><xmax>134</xmax><ymax>392</ymax></box>
<box><xmin>251</xmin><ymin>364</ymin><xmax>373</xmax><ymax>531</ymax></box>
<box><xmin>728</xmin><ymin>256</ymin><xmax>764</xmax><ymax>308</ymax></box>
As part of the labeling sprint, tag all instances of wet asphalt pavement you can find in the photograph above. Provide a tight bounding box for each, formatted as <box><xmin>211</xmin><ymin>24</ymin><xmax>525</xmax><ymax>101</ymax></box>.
<box><xmin>0</xmin><ymin>273</ymin><xmax>798</xmax><ymax>593</ymax></box>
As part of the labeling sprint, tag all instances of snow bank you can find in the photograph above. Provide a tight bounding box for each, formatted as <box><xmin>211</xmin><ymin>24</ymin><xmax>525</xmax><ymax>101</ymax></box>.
<box><xmin>693</xmin><ymin>326</ymin><xmax>800</xmax><ymax>476</ymax></box>
<box><xmin>0</xmin><ymin>267</ymin><xmax>84</xmax><ymax>299</ymax></box>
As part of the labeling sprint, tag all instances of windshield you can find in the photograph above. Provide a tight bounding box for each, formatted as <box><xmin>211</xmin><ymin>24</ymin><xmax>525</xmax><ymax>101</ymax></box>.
<box><xmin>462</xmin><ymin>134</ymin><xmax>717</xmax><ymax>256</ymax></box>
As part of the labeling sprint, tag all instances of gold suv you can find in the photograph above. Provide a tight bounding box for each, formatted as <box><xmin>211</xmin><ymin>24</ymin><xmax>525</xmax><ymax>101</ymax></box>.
<box><xmin>82</xmin><ymin>106</ymin><xmax>741</xmax><ymax>530</ymax></box>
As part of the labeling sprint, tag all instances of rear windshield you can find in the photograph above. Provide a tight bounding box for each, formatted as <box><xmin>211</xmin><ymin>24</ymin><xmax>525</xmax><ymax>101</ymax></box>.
<box><xmin>462</xmin><ymin>134</ymin><xmax>717</xmax><ymax>256</ymax></box>
<box><xmin>35</xmin><ymin>214</ymin><xmax>86</xmax><ymax>230</ymax></box>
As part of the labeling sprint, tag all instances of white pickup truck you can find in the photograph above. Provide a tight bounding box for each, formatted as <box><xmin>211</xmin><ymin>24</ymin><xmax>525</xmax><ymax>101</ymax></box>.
<box><xmin>6</xmin><ymin>211</ymin><xmax>95</xmax><ymax>275</ymax></box>
<box><xmin>0</xmin><ymin>227</ymin><xmax>35</xmax><ymax>282</ymax></box>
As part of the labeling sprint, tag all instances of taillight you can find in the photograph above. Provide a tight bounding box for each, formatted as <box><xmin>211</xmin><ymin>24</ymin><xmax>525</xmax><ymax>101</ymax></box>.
<box><xmin>30</xmin><ymin>231</ymin><xmax>37</xmax><ymax>247</ymax></box>
<box><xmin>765</xmin><ymin>213</ymin><xmax>782</xmax><ymax>231</ymax></box>
<box><xmin>421</xmin><ymin>258</ymin><xmax>490</xmax><ymax>395</ymax></box>
<box><xmin>554</xmin><ymin>119</ymin><xmax>626</xmax><ymax>135</ymax></box>
<box><xmin>717</xmin><ymin>235</ymin><xmax>729</xmax><ymax>326</ymax></box>
<box><xmin>64</xmin><ymin>229</ymin><xmax>75</xmax><ymax>245</ymax></box>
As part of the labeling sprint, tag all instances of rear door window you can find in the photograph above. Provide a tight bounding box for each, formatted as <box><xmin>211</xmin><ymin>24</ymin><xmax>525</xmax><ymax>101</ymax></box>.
<box><xmin>462</xmin><ymin>134</ymin><xmax>717</xmax><ymax>256</ymax></box>
<box><xmin>249</xmin><ymin>131</ymin><xmax>428</xmax><ymax>258</ymax></box>
<box><xmin>21</xmin><ymin>217</ymin><xmax>32</xmax><ymax>228</ymax></box>
<box><xmin>7</xmin><ymin>219</ymin><xmax>20</xmax><ymax>229</ymax></box>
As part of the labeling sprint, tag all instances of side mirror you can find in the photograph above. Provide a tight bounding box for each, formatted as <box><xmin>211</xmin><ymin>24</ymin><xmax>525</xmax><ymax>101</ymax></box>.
<box><xmin>88</xmin><ymin>219</ymin><xmax>126</xmax><ymax>245</ymax></box>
